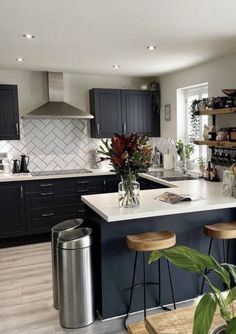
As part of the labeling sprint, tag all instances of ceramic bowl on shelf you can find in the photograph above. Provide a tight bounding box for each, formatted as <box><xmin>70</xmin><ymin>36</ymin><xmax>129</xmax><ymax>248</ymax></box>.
<box><xmin>222</xmin><ymin>89</ymin><xmax>236</xmax><ymax>97</ymax></box>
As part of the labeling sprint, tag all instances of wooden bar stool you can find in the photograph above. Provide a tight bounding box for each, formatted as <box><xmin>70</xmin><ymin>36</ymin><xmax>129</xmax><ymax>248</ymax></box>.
<box><xmin>201</xmin><ymin>221</ymin><xmax>236</xmax><ymax>294</ymax></box>
<box><xmin>124</xmin><ymin>231</ymin><xmax>176</xmax><ymax>329</ymax></box>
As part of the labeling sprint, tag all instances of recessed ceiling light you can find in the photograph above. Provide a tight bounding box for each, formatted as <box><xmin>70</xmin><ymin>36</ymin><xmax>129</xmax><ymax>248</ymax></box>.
<box><xmin>22</xmin><ymin>33</ymin><xmax>35</xmax><ymax>39</ymax></box>
<box><xmin>146</xmin><ymin>45</ymin><xmax>157</xmax><ymax>51</ymax></box>
<box><xmin>112</xmin><ymin>64</ymin><xmax>120</xmax><ymax>69</ymax></box>
<box><xmin>16</xmin><ymin>57</ymin><xmax>24</xmax><ymax>62</ymax></box>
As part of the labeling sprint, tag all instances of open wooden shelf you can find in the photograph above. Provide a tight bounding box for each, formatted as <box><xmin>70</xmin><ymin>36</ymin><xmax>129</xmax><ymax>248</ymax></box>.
<box><xmin>194</xmin><ymin>139</ymin><xmax>236</xmax><ymax>149</ymax></box>
<box><xmin>199</xmin><ymin>107</ymin><xmax>236</xmax><ymax>115</ymax></box>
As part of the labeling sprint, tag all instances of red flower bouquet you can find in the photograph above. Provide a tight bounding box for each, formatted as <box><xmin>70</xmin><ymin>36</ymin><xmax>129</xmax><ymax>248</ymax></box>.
<box><xmin>99</xmin><ymin>133</ymin><xmax>152</xmax><ymax>207</ymax></box>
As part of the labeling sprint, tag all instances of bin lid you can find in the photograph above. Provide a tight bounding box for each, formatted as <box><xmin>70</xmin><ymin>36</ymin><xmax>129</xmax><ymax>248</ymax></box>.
<box><xmin>57</xmin><ymin>227</ymin><xmax>93</xmax><ymax>249</ymax></box>
<box><xmin>51</xmin><ymin>219</ymin><xmax>83</xmax><ymax>235</ymax></box>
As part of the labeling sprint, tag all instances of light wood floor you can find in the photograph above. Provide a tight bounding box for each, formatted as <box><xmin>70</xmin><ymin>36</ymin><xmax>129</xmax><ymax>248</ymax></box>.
<box><xmin>0</xmin><ymin>242</ymin><xmax>190</xmax><ymax>334</ymax></box>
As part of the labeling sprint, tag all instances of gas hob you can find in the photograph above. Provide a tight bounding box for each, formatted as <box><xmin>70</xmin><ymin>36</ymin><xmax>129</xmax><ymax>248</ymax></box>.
<box><xmin>31</xmin><ymin>169</ymin><xmax>92</xmax><ymax>176</ymax></box>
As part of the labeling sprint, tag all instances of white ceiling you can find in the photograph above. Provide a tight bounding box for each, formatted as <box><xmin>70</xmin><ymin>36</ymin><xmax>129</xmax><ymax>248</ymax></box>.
<box><xmin>1</xmin><ymin>0</ymin><xmax>236</xmax><ymax>77</ymax></box>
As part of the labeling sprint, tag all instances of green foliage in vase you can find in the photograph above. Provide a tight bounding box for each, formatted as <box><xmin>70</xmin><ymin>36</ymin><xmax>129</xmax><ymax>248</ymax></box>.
<box><xmin>176</xmin><ymin>139</ymin><xmax>194</xmax><ymax>161</ymax></box>
<box><xmin>149</xmin><ymin>245</ymin><xmax>236</xmax><ymax>334</ymax></box>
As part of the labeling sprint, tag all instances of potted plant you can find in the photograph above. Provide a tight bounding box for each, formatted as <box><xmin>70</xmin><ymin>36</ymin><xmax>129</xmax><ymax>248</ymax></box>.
<box><xmin>176</xmin><ymin>139</ymin><xmax>194</xmax><ymax>170</ymax></box>
<box><xmin>98</xmin><ymin>133</ymin><xmax>152</xmax><ymax>208</ymax></box>
<box><xmin>149</xmin><ymin>245</ymin><xmax>236</xmax><ymax>334</ymax></box>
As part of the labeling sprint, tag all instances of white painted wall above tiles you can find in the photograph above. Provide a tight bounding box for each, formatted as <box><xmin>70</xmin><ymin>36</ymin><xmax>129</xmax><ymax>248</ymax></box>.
<box><xmin>160</xmin><ymin>52</ymin><xmax>236</xmax><ymax>138</ymax></box>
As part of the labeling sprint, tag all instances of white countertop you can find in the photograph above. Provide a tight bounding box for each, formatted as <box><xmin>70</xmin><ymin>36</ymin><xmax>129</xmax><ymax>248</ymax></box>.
<box><xmin>81</xmin><ymin>179</ymin><xmax>236</xmax><ymax>222</ymax></box>
<box><xmin>0</xmin><ymin>169</ymin><xmax>115</xmax><ymax>182</ymax></box>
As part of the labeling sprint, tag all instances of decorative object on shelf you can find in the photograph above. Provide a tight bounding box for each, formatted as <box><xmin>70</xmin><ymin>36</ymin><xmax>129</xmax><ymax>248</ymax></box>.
<box><xmin>216</xmin><ymin>129</ymin><xmax>229</xmax><ymax>141</ymax></box>
<box><xmin>203</xmin><ymin>124</ymin><xmax>210</xmax><ymax>140</ymax></box>
<box><xmin>164</xmin><ymin>104</ymin><xmax>171</xmax><ymax>121</ymax></box>
<box><xmin>99</xmin><ymin>133</ymin><xmax>152</xmax><ymax>208</ymax></box>
<box><xmin>149</xmin><ymin>245</ymin><xmax>236</xmax><ymax>334</ymax></box>
<box><xmin>208</xmin><ymin>126</ymin><xmax>216</xmax><ymax>141</ymax></box>
<box><xmin>222</xmin><ymin>89</ymin><xmax>236</xmax><ymax>97</ymax></box>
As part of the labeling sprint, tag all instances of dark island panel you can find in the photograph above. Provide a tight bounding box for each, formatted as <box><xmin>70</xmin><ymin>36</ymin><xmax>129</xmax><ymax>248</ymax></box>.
<box><xmin>85</xmin><ymin>207</ymin><xmax>236</xmax><ymax>319</ymax></box>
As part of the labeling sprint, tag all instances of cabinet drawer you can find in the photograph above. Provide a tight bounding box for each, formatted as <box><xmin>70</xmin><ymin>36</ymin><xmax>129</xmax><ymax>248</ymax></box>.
<box><xmin>27</xmin><ymin>204</ymin><xmax>85</xmax><ymax>235</ymax></box>
<box><xmin>25</xmin><ymin>181</ymin><xmax>55</xmax><ymax>194</ymax></box>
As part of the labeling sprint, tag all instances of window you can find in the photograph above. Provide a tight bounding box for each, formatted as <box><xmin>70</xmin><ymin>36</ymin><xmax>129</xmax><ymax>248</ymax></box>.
<box><xmin>177</xmin><ymin>83</ymin><xmax>208</xmax><ymax>162</ymax></box>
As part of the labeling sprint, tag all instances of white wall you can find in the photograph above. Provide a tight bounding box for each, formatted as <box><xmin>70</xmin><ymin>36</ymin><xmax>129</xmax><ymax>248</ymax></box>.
<box><xmin>0</xmin><ymin>69</ymin><xmax>149</xmax><ymax>116</ymax></box>
<box><xmin>0</xmin><ymin>70</ymin><xmax>48</xmax><ymax>116</ymax></box>
<box><xmin>160</xmin><ymin>52</ymin><xmax>236</xmax><ymax>138</ymax></box>
<box><xmin>63</xmin><ymin>73</ymin><xmax>148</xmax><ymax>112</ymax></box>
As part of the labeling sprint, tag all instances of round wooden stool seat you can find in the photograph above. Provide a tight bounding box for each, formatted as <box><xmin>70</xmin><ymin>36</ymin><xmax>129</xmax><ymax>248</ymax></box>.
<box><xmin>126</xmin><ymin>231</ymin><xmax>176</xmax><ymax>252</ymax></box>
<box><xmin>204</xmin><ymin>222</ymin><xmax>236</xmax><ymax>240</ymax></box>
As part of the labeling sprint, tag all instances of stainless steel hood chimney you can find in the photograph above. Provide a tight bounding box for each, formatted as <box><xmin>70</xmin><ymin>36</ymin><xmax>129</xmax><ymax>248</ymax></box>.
<box><xmin>22</xmin><ymin>72</ymin><xmax>93</xmax><ymax>119</ymax></box>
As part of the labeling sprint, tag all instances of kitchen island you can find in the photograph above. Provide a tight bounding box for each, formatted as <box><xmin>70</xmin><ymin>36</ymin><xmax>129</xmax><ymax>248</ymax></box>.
<box><xmin>82</xmin><ymin>178</ymin><xmax>236</xmax><ymax>319</ymax></box>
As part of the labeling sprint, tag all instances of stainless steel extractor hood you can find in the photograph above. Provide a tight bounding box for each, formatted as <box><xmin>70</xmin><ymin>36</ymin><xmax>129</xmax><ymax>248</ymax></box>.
<box><xmin>22</xmin><ymin>72</ymin><xmax>93</xmax><ymax>119</ymax></box>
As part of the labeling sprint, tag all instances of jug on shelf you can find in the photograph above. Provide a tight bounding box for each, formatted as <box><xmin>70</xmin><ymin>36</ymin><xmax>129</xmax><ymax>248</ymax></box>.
<box><xmin>12</xmin><ymin>159</ymin><xmax>20</xmax><ymax>174</ymax></box>
<box><xmin>20</xmin><ymin>155</ymin><xmax>30</xmax><ymax>173</ymax></box>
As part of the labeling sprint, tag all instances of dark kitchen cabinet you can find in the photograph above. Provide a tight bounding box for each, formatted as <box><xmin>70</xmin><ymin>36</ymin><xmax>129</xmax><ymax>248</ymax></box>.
<box><xmin>25</xmin><ymin>176</ymin><xmax>106</xmax><ymax>235</ymax></box>
<box><xmin>121</xmin><ymin>90</ymin><xmax>159</xmax><ymax>137</ymax></box>
<box><xmin>0</xmin><ymin>183</ymin><xmax>25</xmax><ymax>239</ymax></box>
<box><xmin>90</xmin><ymin>89</ymin><xmax>122</xmax><ymax>138</ymax></box>
<box><xmin>90</xmin><ymin>88</ymin><xmax>159</xmax><ymax>138</ymax></box>
<box><xmin>0</xmin><ymin>85</ymin><xmax>20</xmax><ymax>140</ymax></box>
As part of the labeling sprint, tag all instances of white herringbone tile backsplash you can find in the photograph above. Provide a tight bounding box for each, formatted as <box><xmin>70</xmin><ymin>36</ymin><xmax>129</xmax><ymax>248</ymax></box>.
<box><xmin>0</xmin><ymin>119</ymin><xmax>176</xmax><ymax>171</ymax></box>
<box><xmin>0</xmin><ymin>119</ymin><xmax>101</xmax><ymax>171</ymax></box>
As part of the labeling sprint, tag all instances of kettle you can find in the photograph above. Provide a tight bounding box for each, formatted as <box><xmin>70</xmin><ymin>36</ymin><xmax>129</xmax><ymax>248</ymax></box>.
<box><xmin>12</xmin><ymin>159</ymin><xmax>20</xmax><ymax>174</ymax></box>
<box><xmin>20</xmin><ymin>155</ymin><xmax>30</xmax><ymax>173</ymax></box>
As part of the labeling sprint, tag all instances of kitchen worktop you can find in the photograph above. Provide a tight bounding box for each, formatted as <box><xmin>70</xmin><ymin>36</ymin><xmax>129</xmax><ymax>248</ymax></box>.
<box><xmin>82</xmin><ymin>179</ymin><xmax>236</xmax><ymax>222</ymax></box>
<box><xmin>0</xmin><ymin>168</ymin><xmax>115</xmax><ymax>182</ymax></box>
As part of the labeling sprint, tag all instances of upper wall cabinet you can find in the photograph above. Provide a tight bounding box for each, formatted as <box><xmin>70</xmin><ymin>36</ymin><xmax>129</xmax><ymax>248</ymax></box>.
<box><xmin>0</xmin><ymin>85</ymin><xmax>20</xmax><ymax>140</ymax></box>
<box><xmin>89</xmin><ymin>88</ymin><xmax>160</xmax><ymax>138</ymax></box>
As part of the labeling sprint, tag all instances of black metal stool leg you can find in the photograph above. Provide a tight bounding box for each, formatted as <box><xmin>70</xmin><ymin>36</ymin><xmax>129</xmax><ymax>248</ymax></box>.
<box><xmin>124</xmin><ymin>251</ymin><xmax>138</xmax><ymax>329</ymax></box>
<box><xmin>200</xmin><ymin>237</ymin><xmax>213</xmax><ymax>294</ymax></box>
<box><xmin>167</xmin><ymin>259</ymin><xmax>176</xmax><ymax>309</ymax></box>
<box><xmin>223</xmin><ymin>239</ymin><xmax>226</xmax><ymax>263</ymax></box>
<box><xmin>158</xmin><ymin>258</ymin><xmax>161</xmax><ymax>306</ymax></box>
<box><xmin>143</xmin><ymin>252</ymin><xmax>147</xmax><ymax>318</ymax></box>
<box><xmin>226</xmin><ymin>240</ymin><xmax>230</xmax><ymax>263</ymax></box>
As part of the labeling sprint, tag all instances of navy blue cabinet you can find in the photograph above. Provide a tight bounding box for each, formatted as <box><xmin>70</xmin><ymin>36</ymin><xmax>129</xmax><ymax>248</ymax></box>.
<box><xmin>90</xmin><ymin>88</ymin><xmax>159</xmax><ymax>138</ymax></box>
<box><xmin>0</xmin><ymin>85</ymin><xmax>20</xmax><ymax>140</ymax></box>
<box><xmin>0</xmin><ymin>183</ymin><xmax>25</xmax><ymax>239</ymax></box>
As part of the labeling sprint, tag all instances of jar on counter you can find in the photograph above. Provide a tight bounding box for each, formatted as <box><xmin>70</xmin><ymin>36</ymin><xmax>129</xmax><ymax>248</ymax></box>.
<box><xmin>222</xmin><ymin>170</ymin><xmax>235</xmax><ymax>197</ymax></box>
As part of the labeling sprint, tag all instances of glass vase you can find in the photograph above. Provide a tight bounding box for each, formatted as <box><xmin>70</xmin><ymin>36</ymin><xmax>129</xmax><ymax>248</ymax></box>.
<box><xmin>118</xmin><ymin>175</ymin><xmax>140</xmax><ymax>208</ymax></box>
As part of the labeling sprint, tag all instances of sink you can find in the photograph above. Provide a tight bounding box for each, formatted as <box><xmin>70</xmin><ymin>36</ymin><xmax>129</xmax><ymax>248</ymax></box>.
<box><xmin>162</xmin><ymin>176</ymin><xmax>197</xmax><ymax>181</ymax></box>
<box><xmin>146</xmin><ymin>170</ymin><xmax>197</xmax><ymax>181</ymax></box>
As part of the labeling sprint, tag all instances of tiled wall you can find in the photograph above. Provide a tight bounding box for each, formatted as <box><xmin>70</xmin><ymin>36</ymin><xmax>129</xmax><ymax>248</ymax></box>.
<box><xmin>0</xmin><ymin>119</ymin><xmax>177</xmax><ymax>171</ymax></box>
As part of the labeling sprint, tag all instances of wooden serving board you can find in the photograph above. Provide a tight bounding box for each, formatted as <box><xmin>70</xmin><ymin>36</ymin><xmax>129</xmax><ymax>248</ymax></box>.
<box><xmin>145</xmin><ymin>305</ymin><xmax>225</xmax><ymax>334</ymax></box>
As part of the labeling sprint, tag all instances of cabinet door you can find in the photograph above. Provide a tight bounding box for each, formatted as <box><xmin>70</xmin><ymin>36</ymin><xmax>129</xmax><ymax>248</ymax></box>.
<box><xmin>121</xmin><ymin>90</ymin><xmax>159</xmax><ymax>136</ymax></box>
<box><xmin>0</xmin><ymin>85</ymin><xmax>20</xmax><ymax>140</ymax></box>
<box><xmin>0</xmin><ymin>184</ymin><xmax>25</xmax><ymax>238</ymax></box>
<box><xmin>90</xmin><ymin>89</ymin><xmax>122</xmax><ymax>138</ymax></box>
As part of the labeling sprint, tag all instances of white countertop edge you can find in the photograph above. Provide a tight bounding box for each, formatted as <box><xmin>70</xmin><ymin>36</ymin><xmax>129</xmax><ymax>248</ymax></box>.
<box><xmin>81</xmin><ymin>195</ymin><xmax>236</xmax><ymax>223</ymax></box>
<box><xmin>0</xmin><ymin>170</ymin><xmax>115</xmax><ymax>182</ymax></box>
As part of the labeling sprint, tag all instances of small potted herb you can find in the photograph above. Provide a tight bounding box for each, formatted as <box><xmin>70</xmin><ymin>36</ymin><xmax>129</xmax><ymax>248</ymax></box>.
<box><xmin>149</xmin><ymin>245</ymin><xmax>236</xmax><ymax>334</ymax></box>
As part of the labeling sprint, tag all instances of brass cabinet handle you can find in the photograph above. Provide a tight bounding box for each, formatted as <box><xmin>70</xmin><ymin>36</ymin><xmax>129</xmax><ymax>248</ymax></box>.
<box><xmin>40</xmin><ymin>183</ymin><xmax>53</xmax><ymax>187</ymax></box>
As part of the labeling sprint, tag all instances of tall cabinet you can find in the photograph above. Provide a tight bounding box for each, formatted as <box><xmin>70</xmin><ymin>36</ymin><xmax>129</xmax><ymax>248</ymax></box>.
<box><xmin>0</xmin><ymin>85</ymin><xmax>20</xmax><ymax>140</ymax></box>
<box><xmin>90</xmin><ymin>88</ymin><xmax>160</xmax><ymax>138</ymax></box>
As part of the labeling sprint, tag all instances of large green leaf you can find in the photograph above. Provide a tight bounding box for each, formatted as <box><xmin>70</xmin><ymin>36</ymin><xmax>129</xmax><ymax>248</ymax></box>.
<box><xmin>222</xmin><ymin>264</ymin><xmax>236</xmax><ymax>285</ymax></box>
<box><xmin>149</xmin><ymin>250</ymin><xmax>162</xmax><ymax>264</ymax></box>
<box><xmin>193</xmin><ymin>293</ymin><xmax>217</xmax><ymax>334</ymax></box>
<box><xmin>211</xmin><ymin>258</ymin><xmax>231</xmax><ymax>289</ymax></box>
<box><xmin>158</xmin><ymin>246</ymin><xmax>217</xmax><ymax>273</ymax></box>
<box><xmin>226</xmin><ymin>287</ymin><xmax>236</xmax><ymax>305</ymax></box>
<box><xmin>225</xmin><ymin>317</ymin><xmax>236</xmax><ymax>334</ymax></box>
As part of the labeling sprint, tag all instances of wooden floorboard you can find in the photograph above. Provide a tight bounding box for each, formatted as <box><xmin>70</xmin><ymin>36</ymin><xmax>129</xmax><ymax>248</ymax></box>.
<box><xmin>0</xmin><ymin>241</ymin><xmax>191</xmax><ymax>334</ymax></box>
